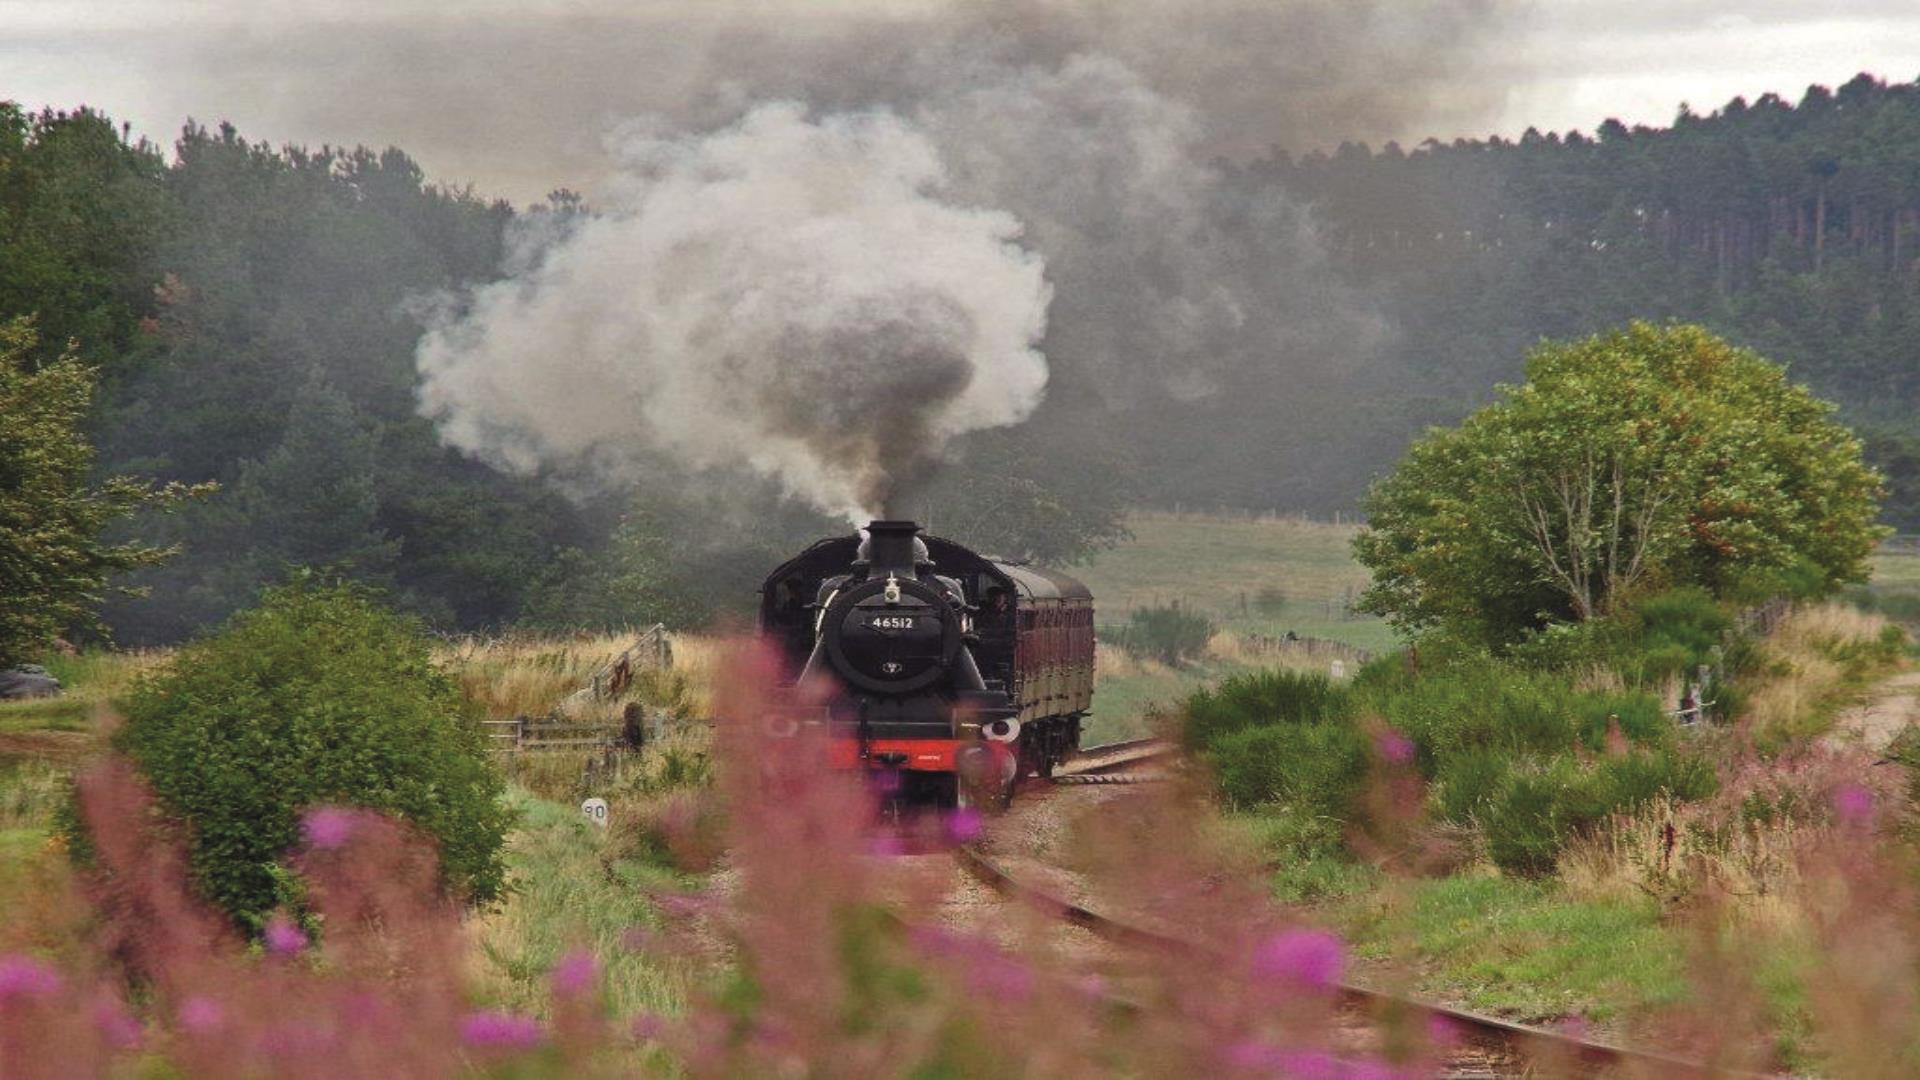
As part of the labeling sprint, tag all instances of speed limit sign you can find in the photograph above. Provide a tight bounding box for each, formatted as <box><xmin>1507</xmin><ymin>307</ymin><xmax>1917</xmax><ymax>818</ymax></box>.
<box><xmin>580</xmin><ymin>797</ymin><xmax>609</xmax><ymax>827</ymax></box>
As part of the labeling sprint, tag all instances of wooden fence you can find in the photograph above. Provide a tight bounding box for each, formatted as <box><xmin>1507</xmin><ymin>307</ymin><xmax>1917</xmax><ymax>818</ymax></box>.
<box><xmin>1237</xmin><ymin>632</ymin><xmax>1375</xmax><ymax>667</ymax></box>
<box><xmin>488</xmin><ymin>625</ymin><xmax>674</xmax><ymax>753</ymax></box>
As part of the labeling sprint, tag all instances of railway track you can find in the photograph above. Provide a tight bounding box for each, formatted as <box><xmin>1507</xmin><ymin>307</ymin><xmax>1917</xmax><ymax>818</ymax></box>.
<box><xmin>1050</xmin><ymin>736</ymin><xmax>1176</xmax><ymax>784</ymax></box>
<box><xmin>977</xmin><ymin>737</ymin><xmax>1730</xmax><ymax>1077</ymax></box>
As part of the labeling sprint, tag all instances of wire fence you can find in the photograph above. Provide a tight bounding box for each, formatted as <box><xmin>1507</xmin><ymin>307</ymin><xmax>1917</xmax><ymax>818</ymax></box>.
<box><xmin>485</xmin><ymin>625</ymin><xmax>675</xmax><ymax>754</ymax></box>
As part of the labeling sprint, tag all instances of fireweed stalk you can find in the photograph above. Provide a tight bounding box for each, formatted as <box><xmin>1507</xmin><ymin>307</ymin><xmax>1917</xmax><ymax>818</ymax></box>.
<box><xmin>20</xmin><ymin>639</ymin><xmax>1911</xmax><ymax>1073</ymax></box>
<box><xmin>0</xmin><ymin>644</ymin><xmax>1434</xmax><ymax>1076</ymax></box>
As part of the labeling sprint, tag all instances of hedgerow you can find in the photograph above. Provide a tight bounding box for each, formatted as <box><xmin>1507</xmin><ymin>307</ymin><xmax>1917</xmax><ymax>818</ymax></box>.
<box><xmin>108</xmin><ymin>582</ymin><xmax>511</xmax><ymax>930</ymax></box>
<box><xmin>1182</xmin><ymin>656</ymin><xmax>1716</xmax><ymax>874</ymax></box>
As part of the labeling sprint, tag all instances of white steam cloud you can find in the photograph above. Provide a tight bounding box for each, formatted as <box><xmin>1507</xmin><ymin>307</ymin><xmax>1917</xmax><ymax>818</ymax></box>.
<box><xmin>415</xmin><ymin>103</ymin><xmax>1051</xmax><ymax>521</ymax></box>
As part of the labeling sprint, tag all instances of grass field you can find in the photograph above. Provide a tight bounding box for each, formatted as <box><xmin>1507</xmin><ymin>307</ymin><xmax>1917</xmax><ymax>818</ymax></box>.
<box><xmin>1074</xmin><ymin>513</ymin><xmax>1397</xmax><ymax>653</ymax></box>
<box><xmin>1871</xmin><ymin>549</ymin><xmax>1920</xmax><ymax>586</ymax></box>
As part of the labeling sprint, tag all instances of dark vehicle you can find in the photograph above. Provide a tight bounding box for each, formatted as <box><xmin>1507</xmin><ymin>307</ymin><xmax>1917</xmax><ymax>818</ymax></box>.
<box><xmin>759</xmin><ymin>520</ymin><xmax>1095</xmax><ymax>806</ymax></box>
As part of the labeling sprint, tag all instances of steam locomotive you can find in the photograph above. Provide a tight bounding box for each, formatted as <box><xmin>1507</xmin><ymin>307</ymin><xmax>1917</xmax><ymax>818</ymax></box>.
<box><xmin>758</xmin><ymin>521</ymin><xmax>1095</xmax><ymax>806</ymax></box>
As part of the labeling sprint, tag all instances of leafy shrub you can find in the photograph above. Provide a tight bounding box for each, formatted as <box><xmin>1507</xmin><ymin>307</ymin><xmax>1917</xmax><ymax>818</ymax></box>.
<box><xmin>109</xmin><ymin>583</ymin><xmax>511</xmax><ymax>931</ymax></box>
<box><xmin>1479</xmin><ymin>750</ymin><xmax>1718</xmax><ymax>875</ymax></box>
<box><xmin>1355</xmin><ymin>657</ymin><xmax>1667</xmax><ymax>767</ymax></box>
<box><xmin>1108</xmin><ymin>600</ymin><xmax>1215</xmax><ymax>665</ymax></box>
<box><xmin>1207</xmin><ymin>721</ymin><xmax>1369</xmax><ymax>816</ymax></box>
<box><xmin>1182</xmin><ymin>669</ymin><xmax>1350</xmax><ymax>751</ymax></box>
<box><xmin>1508</xmin><ymin>587</ymin><xmax>1733</xmax><ymax>686</ymax></box>
<box><xmin>1185</xmin><ymin>651</ymin><xmax>1712</xmax><ymax>874</ymax></box>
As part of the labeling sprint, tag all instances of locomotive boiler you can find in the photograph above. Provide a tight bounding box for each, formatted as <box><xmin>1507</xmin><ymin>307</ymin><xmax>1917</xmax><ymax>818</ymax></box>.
<box><xmin>758</xmin><ymin>520</ymin><xmax>1095</xmax><ymax>806</ymax></box>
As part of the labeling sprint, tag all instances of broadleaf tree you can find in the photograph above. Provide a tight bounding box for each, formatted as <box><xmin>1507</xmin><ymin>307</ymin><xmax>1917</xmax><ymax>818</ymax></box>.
<box><xmin>1354</xmin><ymin>322</ymin><xmax>1886</xmax><ymax>646</ymax></box>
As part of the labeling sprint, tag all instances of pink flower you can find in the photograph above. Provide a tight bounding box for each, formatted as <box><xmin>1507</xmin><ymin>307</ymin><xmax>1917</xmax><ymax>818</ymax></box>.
<box><xmin>1375</xmin><ymin>729</ymin><xmax>1416</xmax><ymax>765</ymax></box>
<box><xmin>302</xmin><ymin>807</ymin><xmax>356</xmax><ymax>849</ymax></box>
<box><xmin>1250</xmin><ymin>928</ymin><xmax>1345</xmax><ymax>991</ymax></box>
<box><xmin>630</xmin><ymin>1012</ymin><xmax>668</xmax><ymax>1041</ymax></box>
<box><xmin>0</xmin><ymin>955</ymin><xmax>61</xmax><ymax>999</ymax></box>
<box><xmin>177</xmin><ymin>996</ymin><xmax>225</xmax><ymax>1034</ymax></box>
<box><xmin>867</xmin><ymin>833</ymin><xmax>907</xmax><ymax>857</ymax></box>
<box><xmin>1342</xmin><ymin>1059</ymin><xmax>1409</xmax><ymax>1080</ymax></box>
<box><xmin>261</xmin><ymin>1021</ymin><xmax>334</xmax><ymax>1058</ymax></box>
<box><xmin>1833</xmin><ymin>783</ymin><xmax>1875</xmax><ymax>824</ymax></box>
<box><xmin>965</xmin><ymin>955</ymin><xmax>1035</xmax><ymax>1001</ymax></box>
<box><xmin>263</xmin><ymin>915</ymin><xmax>308</xmax><ymax>957</ymax></box>
<box><xmin>1272</xmin><ymin>1049</ymin><xmax>1341</xmax><ymax>1079</ymax></box>
<box><xmin>93</xmin><ymin>1001</ymin><xmax>142</xmax><ymax>1049</ymax></box>
<box><xmin>945</xmin><ymin>807</ymin><xmax>983</xmax><ymax>844</ymax></box>
<box><xmin>550</xmin><ymin>949</ymin><xmax>598</xmax><ymax>996</ymax></box>
<box><xmin>459</xmin><ymin>1010</ymin><xmax>544</xmax><ymax>1050</ymax></box>
<box><xmin>654</xmin><ymin>892</ymin><xmax>709</xmax><ymax>918</ymax></box>
<box><xmin>1222</xmin><ymin>1039</ymin><xmax>1289</xmax><ymax>1071</ymax></box>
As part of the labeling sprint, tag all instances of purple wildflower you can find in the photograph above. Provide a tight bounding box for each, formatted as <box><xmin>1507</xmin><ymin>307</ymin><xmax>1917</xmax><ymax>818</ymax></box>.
<box><xmin>459</xmin><ymin>1010</ymin><xmax>544</xmax><ymax>1050</ymax></box>
<box><xmin>966</xmin><ymin>955</ymin><xmax>1035</xmax><ymax>1001</ymax></box>
<box><xmin>550</xmin><ymin>949</ymin><xmax>598</xmax><ymax>996</ymax></box>
<box><xmin>1272</xmin><ymin>1049</ymin><xmax>1342</xmax><ymax>1079</ymax></box>
<box><xmin>302</xmin><ymin>807</ymin><xmax>356</xmax><ymax>849</ymax></box>
<box><xmin>1222</xmin><ymin>1039</ymin><xmax>1286</xmax><ymax>1071</ymax></box>
<box><xmin>0</xmin><ymin>955</ymin><xmax>62</xmax><ymax>999</ymax></box>
<box><xmin>261</xmin><ymin>1021</ymin><xmax>335</xmax><ymax>1058</ymax></box>
<box><xmin>177</xmin><ymin>996</ymin><xmax>225</xmax><ymax>1034</ymax></box>
<box><xmin>655</xmin><ymin>892</ymin><xmax>709</xmax><ymax>918</ymax></box>
<box><xmin>263</xmin><ymin>915</ymin><xmax>308</xmax><ymax>957</ymax></box>
<box><xmin>1342</xmin><ymin>1059</ymin><xmax>1409</xmax><ymax>1080</ymax></box>
<box><xmin>1250</xmin><ymin>928</ymin><xmax>1345</xmax><ymax>991</ymax></box>
<box><xmin>1833</xmin><ymin>783</ymin><xmax>1875</xmax><ymax>824</ymax></box>
<box><xmin>630</xmin><ymin>1012</ymin><xmax>669</xmax><ymax>1041</ymax></box>
<box><xmin>93</xmin><ymin>1001</ymin><xmax>142</xmax><ymax>1049</ymax></box>
<box><xmin>945</xmin><ymin>806</ymin><xmax>984</xmax><ymax>844</ymax></box>
<box><xmin>1375</xmin><ymin>729</ymin><xmax>1416</xmax><ymax>765</ymax></box>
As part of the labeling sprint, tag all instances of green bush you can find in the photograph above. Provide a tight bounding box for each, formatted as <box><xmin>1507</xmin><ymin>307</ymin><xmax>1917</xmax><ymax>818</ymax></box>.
<box><xmin>109</xmin><ymin>582</ymin><xmax>512</xmax><ymax>931</ymax></box>
<box><xmin>1182</xmin><ymin>669</ymin><xmax>1350</xmax><ymax>751</ymax></box>
<box><xmin>1508</xmin><ymin>587</ymin><xmax>1733</xmax><ymax>686</ymax></box>
<box><xmin>1207</xmin><ymin>720</ymin><xmax>1369</xmax><ymax>816</ymax></box>
<box><xmin>1355</xmin><ymin>657</ymin><xmax>1667</xmax><ymax>767</ymax></box>
<box><xmin>1479</xmin><ymin>750</ymin><xmax>1717</xmax><ymax>875</ymax></box>
<box><xmin>1108</xmin><ymin>600</ymin><xmax>1215</xmax><ymax>665</ymax></box>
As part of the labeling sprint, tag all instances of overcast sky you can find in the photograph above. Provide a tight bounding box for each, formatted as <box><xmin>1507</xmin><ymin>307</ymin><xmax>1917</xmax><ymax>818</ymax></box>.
<box><xmin>5</xmin><ymin>1</ymin><xmax>1918</xmax><ymax>204</ymax></box>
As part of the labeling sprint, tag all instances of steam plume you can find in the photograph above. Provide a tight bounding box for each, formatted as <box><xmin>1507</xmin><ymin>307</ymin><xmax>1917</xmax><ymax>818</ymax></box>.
<box><xmin>415</xmin><ymin>103</ymin><xmax>1049</xmax><ymax>521</ymax></box>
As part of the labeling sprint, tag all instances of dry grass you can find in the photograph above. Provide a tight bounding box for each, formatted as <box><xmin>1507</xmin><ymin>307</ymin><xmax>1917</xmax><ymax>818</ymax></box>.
<box><xmin>1742</xmin><ymin>604</ymin><xmax>1906</xmax><ymax>747</ymax></box>
<box><xmin>1202</xmin><ymin>630</ymin><xmax>1348</xmax><ymax>675</ymax></box>
<box><xmin>441</xmin><ymin>632</ymin><xmax>718</xmax><ymax>723</ymax></box>
<box><xmin>1558</xmin><ymin>742</ymin><xmax>1893</xmax><ymax>919</ymax></box>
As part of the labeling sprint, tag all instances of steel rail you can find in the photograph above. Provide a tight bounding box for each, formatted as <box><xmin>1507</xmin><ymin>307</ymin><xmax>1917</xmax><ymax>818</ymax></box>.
<box><xmin>952</xmin><ymin>843</ymin><xmax>1735</xmax><ymax>1077</ymax></box>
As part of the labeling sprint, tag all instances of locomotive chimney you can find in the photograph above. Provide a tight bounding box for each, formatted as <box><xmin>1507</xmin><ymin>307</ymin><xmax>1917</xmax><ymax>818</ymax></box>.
<box><xmin>862</xmin><ymin>520</ymin><xmax>923</xmax><ymax>577</ymax></box>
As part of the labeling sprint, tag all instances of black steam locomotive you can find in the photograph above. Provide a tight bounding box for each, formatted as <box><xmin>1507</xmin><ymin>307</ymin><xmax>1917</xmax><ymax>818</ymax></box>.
<box><xmin>758</xmin><ymin>521</ymin><xmax>1095</xmax><ymax>806</ymax></box>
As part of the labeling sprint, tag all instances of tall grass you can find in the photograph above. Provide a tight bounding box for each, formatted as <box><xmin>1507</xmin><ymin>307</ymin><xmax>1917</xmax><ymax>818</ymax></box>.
<box><xmin>5</xmin><ymin>640</ymin><xmax>1459</xmax><ymax>1076</ymax></box>
<box><xmin>1743</xmin><ymin>604</ymin><xmax>1907</xmax><ymax>749</ymax></box>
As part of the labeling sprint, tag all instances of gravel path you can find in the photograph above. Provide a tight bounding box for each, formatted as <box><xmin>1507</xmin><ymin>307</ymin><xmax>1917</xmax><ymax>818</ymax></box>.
<box><xmin>1827</xmin><ymin>668</ymin><xmax>1920</xmax><ymax>753</ymax></box>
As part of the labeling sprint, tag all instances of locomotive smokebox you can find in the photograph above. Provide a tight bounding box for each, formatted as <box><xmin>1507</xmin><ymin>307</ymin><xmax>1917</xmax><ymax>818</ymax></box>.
<box><xmin>859</xmin><ymin>520</ymin><xmax>928</xmax><ymax>578</ymax></box>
